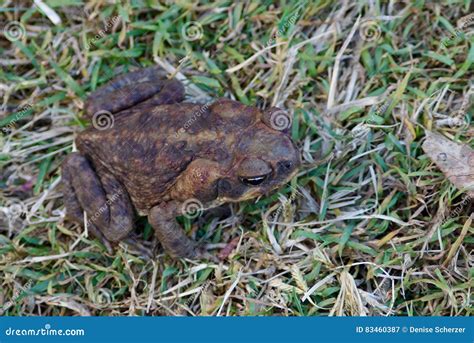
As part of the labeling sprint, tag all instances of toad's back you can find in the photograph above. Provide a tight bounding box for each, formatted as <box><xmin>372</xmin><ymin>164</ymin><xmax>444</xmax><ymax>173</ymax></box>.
<box><xmin>76</xmin><ymin>99</ymin><xmax>261</xmax><ymax>211</ymax></box>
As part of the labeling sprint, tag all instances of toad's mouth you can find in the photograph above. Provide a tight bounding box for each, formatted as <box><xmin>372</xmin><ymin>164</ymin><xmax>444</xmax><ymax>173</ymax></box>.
<box><xmin>239</xmin><ymin>174</ymin><xmax>269</xmax><ymax>186</ymax></box>
<box><xmin>217</xmin><ymin>167</ymin><xmax>299</xmax><ymax>204</ymax></box>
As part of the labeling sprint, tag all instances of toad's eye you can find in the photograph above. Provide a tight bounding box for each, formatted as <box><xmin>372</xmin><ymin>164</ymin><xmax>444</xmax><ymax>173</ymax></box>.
<box><xmin>239</xmin><ymin>175</ymin><xmax>268</xmax><ymax>186</ymax></box>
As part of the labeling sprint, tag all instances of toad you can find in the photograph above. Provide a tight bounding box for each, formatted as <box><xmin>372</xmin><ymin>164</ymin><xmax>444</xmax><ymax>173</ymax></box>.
<box><xmin>61</xmin><ymin>66</ymin><xmax>300</xmax><ymax>260</ymax></box>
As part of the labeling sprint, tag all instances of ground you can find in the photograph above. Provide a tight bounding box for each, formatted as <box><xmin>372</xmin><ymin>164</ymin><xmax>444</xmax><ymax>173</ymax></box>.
<box><xmin>0</xmin><ymin>0</ymin><xmax>473</xmax><ymax>316</ymax></box>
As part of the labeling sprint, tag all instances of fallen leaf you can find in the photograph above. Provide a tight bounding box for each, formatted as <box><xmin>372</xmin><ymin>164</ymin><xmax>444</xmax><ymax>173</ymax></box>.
<box><xmin>422</xmin><ymin>131</ymin><xmax>474</xmax><ymax>197</ymax></box>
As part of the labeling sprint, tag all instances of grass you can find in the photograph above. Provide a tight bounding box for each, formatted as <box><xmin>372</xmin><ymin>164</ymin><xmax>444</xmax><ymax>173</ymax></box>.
<box><xmin>0</xmin><ymin>0</ymin><xmax>473</xmax><ymax>316</ymax></box>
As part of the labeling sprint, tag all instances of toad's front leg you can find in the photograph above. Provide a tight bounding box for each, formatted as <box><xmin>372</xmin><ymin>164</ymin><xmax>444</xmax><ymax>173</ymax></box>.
<box><xmin>149</xmin><ymin>158</ymin><xmax>224</xmax><ymax>261</ymax></box>
<box><xmin>149</xmin><ymin>202</ymin><xmax>218</xmax><ymax>262</ymax></box>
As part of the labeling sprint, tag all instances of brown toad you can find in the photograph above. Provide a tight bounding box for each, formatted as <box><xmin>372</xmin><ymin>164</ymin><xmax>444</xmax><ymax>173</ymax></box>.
<box><xmin>61</xmin><ymin>66</ymin><xmax>300</xmax><ymax>260</ymax></box>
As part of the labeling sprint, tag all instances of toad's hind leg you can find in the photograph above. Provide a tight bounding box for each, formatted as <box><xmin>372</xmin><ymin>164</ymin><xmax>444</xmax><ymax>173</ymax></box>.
<box><xmin>61</xmin><ymin>153</ymin><xmax>134</xmax><ymax>244</ymax></box>
<box><xmin>61</xmin><ymin>156</ymin><xmax>112</xmax><ymax>253</ymax></box>
<box><xmin>84</xmin><ymin>66</ymin><xmax>185</xmax><ymax>120</ymax></box>
<box><xmin>62</xmin><ymin>156</ymin><xmax>112</xmax><ymax>252</ymax></box>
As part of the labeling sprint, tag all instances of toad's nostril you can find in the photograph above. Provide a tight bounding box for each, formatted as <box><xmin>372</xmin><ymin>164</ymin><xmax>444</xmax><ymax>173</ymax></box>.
<box><xmin>277</xmin><ymin>160</ymin><xmax>293</xmax><ymax>173</ymax></box>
